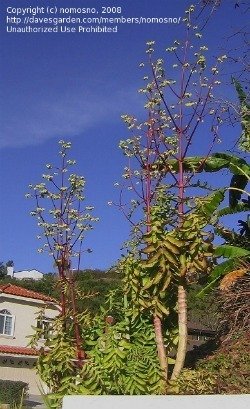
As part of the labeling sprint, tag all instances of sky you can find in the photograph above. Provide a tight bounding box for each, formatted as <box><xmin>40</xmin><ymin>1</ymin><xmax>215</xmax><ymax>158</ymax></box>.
<box><xmin>0</xmin><ymin>0</ymin><xmax>249</xmax><ymax>273</ymax></box>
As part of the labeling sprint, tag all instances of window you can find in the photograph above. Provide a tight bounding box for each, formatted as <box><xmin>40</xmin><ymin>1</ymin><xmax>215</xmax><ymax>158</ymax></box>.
<box><xmin>0</xmin><ymin>309</ymin><xmax>15</xmax><ymax>336</ymax></box>
<box><xmin>37</xmin><ymin>317</ymin><xmax>53</xmax><ymax>340</ymax></box>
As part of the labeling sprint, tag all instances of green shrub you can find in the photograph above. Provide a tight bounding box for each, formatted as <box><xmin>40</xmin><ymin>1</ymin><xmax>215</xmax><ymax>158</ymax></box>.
<box><xmin>197</xmin><ymin>332</ymin><xmax>250</xmax><ymax>394</ymax></box>
<box><xmin>177</xmin><ymin>368</ymin><xmax>217</xmax><ymax>394</ymax></box>
<box><xmin>0</xmin><ymin>380</ymin><xmax>28</xmax><ymax>407</ymax></box>
<box><xmin>178</xmin><ymin>332</ymin><xmax>250</xmax><ymax>395</ymax></box>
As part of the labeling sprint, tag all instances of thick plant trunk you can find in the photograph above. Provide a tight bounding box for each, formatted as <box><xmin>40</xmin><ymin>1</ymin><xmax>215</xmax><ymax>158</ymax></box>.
<box><xmin>153</xmin><ymin>315</ymin><xmax>168</xmax><ymax>382</ymax></box>
<box><xmin>171</xmin><ymin>285</ymin><xmax>187</xmax><ymax>380</ymax></box>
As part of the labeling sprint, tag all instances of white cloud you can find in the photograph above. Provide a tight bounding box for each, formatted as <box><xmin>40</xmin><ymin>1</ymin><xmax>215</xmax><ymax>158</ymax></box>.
<box><xmin>0</xmin><ymin>82</ymin><xmax>138</xmax><ymax>149</ymax></box>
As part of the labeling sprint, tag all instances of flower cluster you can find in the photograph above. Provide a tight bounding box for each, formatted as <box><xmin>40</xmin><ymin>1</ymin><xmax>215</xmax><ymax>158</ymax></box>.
<box><xmin>27</xmin><ymin>141</ymin><xmax>98</xmax><ymax>265</ymax></box>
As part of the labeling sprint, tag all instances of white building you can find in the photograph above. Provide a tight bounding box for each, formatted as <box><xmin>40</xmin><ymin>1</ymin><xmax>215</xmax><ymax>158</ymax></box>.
<box><xmin>0</xmin><ymin>283</ymin><xmax>59</xmax><ymax>394</ymax></box>
<box><xmin>7</xmin><ymin>267</ymin><xmax>44</xmax><ymax>281</ymax></box>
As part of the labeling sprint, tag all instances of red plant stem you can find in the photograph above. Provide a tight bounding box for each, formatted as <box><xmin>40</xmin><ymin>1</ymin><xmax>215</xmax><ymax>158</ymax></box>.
<box><xmin>58</xmin><ymin>243</ymin><xmax>85</xmax><ymax>363</ymax></box>
<box><xmin>145</xmin><ymin>112</ymin><xmax>153</xmax><ymax>231</ymax></box>
<box><xmin>58</xmin><ymin>263</ymin><xmax>66</xmax><ymax>317</ymax></box>
<box><xmin>64</xmin><ymin>244</ymin><xmax>85</xmax><ymax>362</ymax></box>
<box><xmin>178</xmin><ymin>36</ymin><xmax>190</xmax><ymax>217</ymax></box>
<box><xmin>171</xmin><ymin>284</ymin><xmax>187</xmax><ymax>380</ymax></box>
<box><xmin>69</xmin><ymin>272</ymin><xmax>86</xmax><ymax>361</ymax></box>
<box><xmin>145</xmin><ymin>111</ymin><xmax>168</xmax><ymax>381</ymax></box>
<box><xmin>153</xmin><ymin>315</ymin><xmax>168</xmax><ymax>381</ymax></box>
<box><xmin>171</xmin><ymin>30</ymin><xmax>190</xmax><ymax>382</ymax></box>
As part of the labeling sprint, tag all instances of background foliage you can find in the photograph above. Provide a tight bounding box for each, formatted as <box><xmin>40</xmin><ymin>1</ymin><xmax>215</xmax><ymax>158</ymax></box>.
<box><xmin>0</xmin><ymin>380</ymin><xmax>28</xmax><ymax>407</ymax></box>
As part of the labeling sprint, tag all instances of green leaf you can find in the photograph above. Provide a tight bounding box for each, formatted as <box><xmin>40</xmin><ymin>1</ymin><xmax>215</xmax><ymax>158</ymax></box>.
<box><xmin>229</xmin><ymin>174</ymin><xmax>249</xmax><ymax>207</ymax></box>
<box><xmin>214</xmin><ymin>244</ymin><xmax>250</xmax><ymax>258</ymax></box>
<box><xmin>165</xmin><ymin>236</ymin><xmax>182</xmax><ymax>255</ymax></box>
<box><xmin>156</xmin><ymin>301</ymin><xmax>170</xmax><ymax>316</ymax></box>
<box><xmin>162</xmin><ymin>248</ymin><xmax>178</xmax><ymax>265</ymax></box>
<box><xmin>161</xmin><ymin>275</ymin><xmax>171</xmax><ymax>291</ymax></box>
<box><xmin>197</xmin><ymin>189</ymin><xmax>225</xmax><ymax>218</ymax></box>
<box><xmin>161</xmin><ymin>153</ymin><xmax>249</xmax><ymax>208</ymax></box>
<box><xmin>168</xmin><ymin>357</ymin><xmax>176</xmax><ymax>364</ymax></box>
<box><xmin>197</xmin><ymin>258</ymin><xmax>240</xmax><ymax>297</ymax></box>
<box><xmin>232</xmin><ymin>77</ymin><xmax>250</xmax><ymax>153</ymax></box>
<box><xmin>217</xmin><ymin>202</ymin><xmax>250</xmax><ymax>217</ymax></box>
<box><xmin>115</xmin><ymin>348</ymin><xmax>126</xmax><ymax>359</ymax></box>
<box><xmin>152</xmin><ymin>270</ymin><xmax>164</xmax><ymax>285</ymax></box>
<box><xmin>141</xmin><ymin>244</ymin><xmax>156</xmax><ymax>254</ymax></box>
<box><xmin>232</xmin><ymin>77</ymin><xmax>248</xmax><ymax>105</ymax></box>
<box><xmin>212</xmin><ymin>153</ymin><xmax>250</xmax><ymax>206</ymax></box>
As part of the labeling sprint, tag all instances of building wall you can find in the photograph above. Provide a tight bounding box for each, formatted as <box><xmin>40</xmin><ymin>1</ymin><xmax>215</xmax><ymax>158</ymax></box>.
<box><xmin>0</xmin><ymin>296</ymin><xmax>58</xmax><ymax>347</ymax></box>
<box><xmin>0</xmin><ymin>356</ymin><xmax>43</xmax><ymax>394</ymax></box>
<box><xmin>6</xmin><ymin>268</ymin><xmax>44</xmax><ymax>280</ymax></box>
<box><xmin>0</xmin><ymin>296</ymin><xmax>58</xmax><ymax>394</ymax></box>
<box><xmin>13</xmin><ymin>270</ymin><xmax>44</xmax><ymax>280</ymax></box>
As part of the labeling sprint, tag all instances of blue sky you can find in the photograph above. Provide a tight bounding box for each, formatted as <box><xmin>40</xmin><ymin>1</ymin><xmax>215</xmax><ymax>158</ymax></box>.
<box><xmin>0</xmin><ymin>0</ymin><xmax>248</xmax><ymax>273</ymax></box>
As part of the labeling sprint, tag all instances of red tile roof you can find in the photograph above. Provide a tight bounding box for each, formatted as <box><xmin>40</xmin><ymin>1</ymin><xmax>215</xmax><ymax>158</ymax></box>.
<box><xmin>0</xmin><ymin>284</ymin><xmax>56</xmax><ymax>303</ymax></box>
<box><xmin>0</xmin><ymin>345</ymin><xmax>38</xmax><ymax>356</ymax></box>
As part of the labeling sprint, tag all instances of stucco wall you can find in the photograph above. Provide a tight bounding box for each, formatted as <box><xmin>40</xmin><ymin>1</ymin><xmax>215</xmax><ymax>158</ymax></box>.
<box><xmin>0</xmin><ymin>296</ymin><xmax>58</xmax><ymax>347</ymax></box>
<box><xmin>13</xmin><ymin>270</ymin><xmax>44</xmax><ymax>280</ymax></box>
<box><xmin>0</xmin><ymin>356</ymin><xmax>42</xmax><ymax>394</ymax></box>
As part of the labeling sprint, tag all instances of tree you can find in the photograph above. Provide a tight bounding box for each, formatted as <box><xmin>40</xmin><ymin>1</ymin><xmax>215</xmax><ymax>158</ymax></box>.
<box><xmin>114</xmin><ymin>3</ymin><xmax>230</xmax><ymax>386</ymax></box>
<box><xmin>27</xmin><ymin>140</ymin><xmax>99</xmax><ymax>400</ymax></box>
<box><xmin>0</xmin><ymin>262</ymin><xmax>7</xmax><ymax>278</ymax></box>
<box><xmin>0</xmin><ymin>260</ymin><xmax>14</xmax><ymax>278</ymax></box>
<box><xmin>197</xmin><ymin>81</ymin><xmax>250</xmax><ymax>295</ymax></box>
